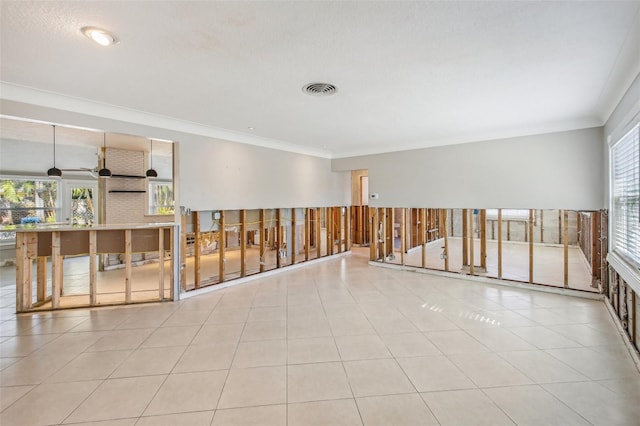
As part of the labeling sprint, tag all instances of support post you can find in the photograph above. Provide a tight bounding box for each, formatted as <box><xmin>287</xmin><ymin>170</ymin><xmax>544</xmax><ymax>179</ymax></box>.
<box><xmin>345</xmin><ymin>206</ymin><xmax>351</xmax><ymax>251</ymax></box>
<box><xmin>370</xmin><ymin>208</ymin><xmax>377</xmax><ymax>261</ymax></box>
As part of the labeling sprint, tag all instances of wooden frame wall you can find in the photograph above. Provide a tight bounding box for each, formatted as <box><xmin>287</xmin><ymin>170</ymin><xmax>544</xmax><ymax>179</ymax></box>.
<box><xmin>368</xmin><ymin>207</ymin><xmax>602</xmax><ymax>294</ymax></box>
<box><xmin>180</xmin><ymin>206</ymin><xmax>351</xmax><ymax>291</ymax></box>
<box><xmin>15</xmin><ymin>224</ymin><xmax>175</xmax><ymax>313</ymax></box>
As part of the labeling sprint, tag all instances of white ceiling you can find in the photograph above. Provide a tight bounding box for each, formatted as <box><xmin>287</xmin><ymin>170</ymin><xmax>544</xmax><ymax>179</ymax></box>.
<box><xmin>1</xmin><ymin>1</ymin><xmax>639</xmax><ymax>158</ymax></box>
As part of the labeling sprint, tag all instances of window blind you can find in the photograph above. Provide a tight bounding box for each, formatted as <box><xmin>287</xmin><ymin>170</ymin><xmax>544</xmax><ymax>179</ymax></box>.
<box><xmin>611</xmin><ymin>123</ymin><xmax>640</xmax><ymax>267</ymax></box>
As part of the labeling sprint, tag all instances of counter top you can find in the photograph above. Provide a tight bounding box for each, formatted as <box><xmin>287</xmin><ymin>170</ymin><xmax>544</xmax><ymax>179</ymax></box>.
<box><xmin>6</xmin><ymin>222</ymin><xmax>176</xmax><ymax>233</ymax></box>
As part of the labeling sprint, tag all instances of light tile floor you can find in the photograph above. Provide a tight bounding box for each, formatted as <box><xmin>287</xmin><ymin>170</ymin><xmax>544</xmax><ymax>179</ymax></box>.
<box><xmin>1</xmin><ymin>249</ymin><xmax>639</xmax><ymax>425</ymax></box>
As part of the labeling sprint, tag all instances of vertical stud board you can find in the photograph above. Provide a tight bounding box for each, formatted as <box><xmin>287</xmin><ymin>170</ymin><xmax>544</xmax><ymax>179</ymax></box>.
<box><xmin>563</xmin><ymin>210</ymin><xmax>569</xmax><ymax>288</ymax></box>
<box><xmin>462</xmin><ymin>209</ymin><xmax>468</xmax><ymax>266</ymax></box>
<box><xmin>480</xmin><ymin>209</ymin><xmax>487</xmax><ymax>269</ymax></box>
<box><xmin>400</xmin><ymin>208</ymin><xmax>406</xmax><ymax>265</ymax></box>
<box><xmin>193</xmin><ymin>211</ymin><xmax>201</xmax><ymax>289</ymax></box>
<box><xmin>125</xmin><ymin>229</ymin><xmax>132</xmax><ymax>303</ymax></box>
<box><xmin>529</xmin><ymin>209</ymin><xmax>534</xmax><ymax>283</ymax></box>
<box><xmin>240</xmin><ymin>210</ymin><xmax>247</xmax><ymax>277</ymax></box>
<box><xmin>260</xmin><ymin>209</ymin><xmax>266</xmax><ymax>272</ymax></box>
<box><xmin>219</xmin><ymin>210</ymin><xmax>226</xmax><ymax>281</ymax></box>
<box><xmin>421</xmin><ymin>208</ymin><xmax>427</xmax><ymax>268</ymax></box>
<box><xmin>498</xmin><ymin>209</ymin><xmax>503</xmax><ymax>278</ymax></box>
<box><xmin>316</xmin><ymin>208</ymin><xmax>322</xmax><ymax>259</ymax></box>
<box><xmin>345</xmin><ymin>206</ymin><xmax>351</xmax><ymax>251</ymax></box>
<box><xmin>36</xmin><ymin>256</ymin><xmax>47</xmax><ymax>304</ymax></box>
<box><xmin>180</xmin><ymin>213</ymin><xmax>187</xmax><ymax>290</ymax></box>
<box><xmin>291</xmin><ymin>208</ymin><xmax>297</xmax><ymax>263</ymax></box>
<box><xmin>276</xmin><ymin>209</ymin><xmax>282</xmax><ymax>268</ymax></box>
<box><xmin>442</xmin><ymin>209</ymin><xmax>450</xmax><ymax>271</ymax></box>
<box><xmin>305</xmin><ymin>208</ymin><xmax>311</xmax><ymax>261</ymax></box>
<box><xmin>158</xmin><ymin>227</ymin><xmax>165</xmax><ymax>300</ymax></box>
<box><xmin>89</xmin><ymin>230</ymin><xmax>97</xmax><ymax>305</ymax></box>
<box><xmin>51</xmin><ymin>231</ymin><xmax>62</xmax><ymax>309</ymax></box>
<box><xmin>370</xmin><ymin>208</ymin><xmax>377</xmax><ymax>261</ymax></box>
<box><xmin>469</xmin><ymin>209</ymin><xmax>475</xmax><ymax>275</ymax></box>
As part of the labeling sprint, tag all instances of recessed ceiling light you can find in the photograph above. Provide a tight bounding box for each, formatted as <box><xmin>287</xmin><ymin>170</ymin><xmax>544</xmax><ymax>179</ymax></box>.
<box><xmin>248</xmin><ymin>127</ymin><xmax>255</xmax><ymax>130</ymax></box>
<box><xmin>81</xmin><ymin>26</ymin><xmax>119</xmax><ymax>46</ymax></box>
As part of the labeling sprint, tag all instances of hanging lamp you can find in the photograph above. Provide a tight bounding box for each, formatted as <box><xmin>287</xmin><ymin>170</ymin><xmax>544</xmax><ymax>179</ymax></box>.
<box><xmin>98</xmin><ymin>133</ymin><xmax>112</xmax><ymax>177</ymax></box>
<box><xmin>145</xmin><ymin>139</ymin><xmax>158</xmax><ymax>178</ymax></box>
<box><xmin>47</xmin><ymin>125</ymin><xmax>63</xmax><ymax>177</ymax></box>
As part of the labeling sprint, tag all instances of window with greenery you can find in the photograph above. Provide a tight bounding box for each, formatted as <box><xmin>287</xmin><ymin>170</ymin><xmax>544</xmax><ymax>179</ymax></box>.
<box><xmin>0</xmin><ymin>179</ymin><xmax>59</xmax><ymax>241</ymax></box>
<box><xmin>611</xmin><ymin>123</ymin><xmax>639</xmax><ymax>267</ymax></box>
<box><xmin>149</xmin><ymin>182</ymin><xmax>174</xmax><ymax>215</ymax></box>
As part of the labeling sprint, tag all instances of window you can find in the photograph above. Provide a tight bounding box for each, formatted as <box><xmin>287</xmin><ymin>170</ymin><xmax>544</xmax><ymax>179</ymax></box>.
<box><xmin>149</xmin><ymin>182</ymin><xmax>174</xmax><ymax>215</ymax></box>
<box><xmin>611</xmin><ymin>123</ymin><xmax>640</xmax><ymax>267</ymax></box>
<box><xmin>0</xmin><ymin>178</ymin><xmax>59</xmax><ymax>241</ymax></box>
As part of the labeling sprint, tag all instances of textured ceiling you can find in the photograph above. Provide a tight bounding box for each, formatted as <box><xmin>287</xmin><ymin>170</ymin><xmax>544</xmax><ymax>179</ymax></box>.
<box><xmin>1</xmin><ymin>1</ymin><xmax>639</xmax><ymax>158</ymax></box>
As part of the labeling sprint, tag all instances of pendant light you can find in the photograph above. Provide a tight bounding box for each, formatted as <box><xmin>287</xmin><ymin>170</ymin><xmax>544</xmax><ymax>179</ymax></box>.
<box><xmin>47</xmin><ymin>125</ymin><xmax>63</xmax><ymax>177</ymax></box>
<box><xmin>145</xmin><ymin>139</ymin><xmax>158</xmax><ymax>178</ymax></box>
<box><xmin>98</xmin><ymin>133</ymin><xmax>112</xmax><ymax>177</ymax></box>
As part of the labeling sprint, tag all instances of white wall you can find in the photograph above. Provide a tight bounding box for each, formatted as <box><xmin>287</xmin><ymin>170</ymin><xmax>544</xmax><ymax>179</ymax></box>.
<box><xmin>332</xmin><ymin>127</ymin><xmax>604</xmax><ymax>210</ymax></box>
<box><xmin>180</xmin><ymin>138</ymin><xmax>349</xmax><ymax>210</ymax></box>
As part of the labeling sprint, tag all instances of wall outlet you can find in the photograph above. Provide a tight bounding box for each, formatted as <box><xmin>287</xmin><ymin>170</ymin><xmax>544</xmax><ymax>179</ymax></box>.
<box><xmin>370</xmin><ymin>193</ymin><xmax>379</xmax><ymax>200</ymax></box>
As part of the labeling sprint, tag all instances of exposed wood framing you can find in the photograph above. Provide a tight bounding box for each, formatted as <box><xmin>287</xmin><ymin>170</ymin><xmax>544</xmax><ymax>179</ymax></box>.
<box><xmin>291</xmin><ymin>208</ymin><xmax>297</xmax><ymax>263</ymax></box>
<box><xmin>219</xmin><ymin>210</ymin><xmax>226</xmax><ymax>281</ymax></box>
<box><xmin>480</xmin><ymin>209</ymin><xmax>487</xmax><ymax>269</ymax></box>
<box><xmin>305</xmin><ymin>208</ymin><xmax>311</xmax><ymax>261</ymax></box>
<box><xmin>169</xmin><ymin>226</ymin><xmax>175</xmax><ymax>300</ymax></box>
<box><xmin>558</xmin><ymin>210</ymin><xmax>562</xmax><ymax>245</ymax></box>
<box><xmin>180</xmin><ymin>213</ymin><xmax>187</xmax><ymax>290</ymax></box>
<box><xmin>51</xmin><ymin>231</ymin><xmax>62</xmax><ymax>308</ymax></box>
<box><xmin>469</xmin><ymin>209</ymin><xmax>475</xmax><ymax>275</ymax></box>
<box><xmin>370</xmin><ymin>207</ymin><xmax>378</xmax><ymax>261</ymax></box>
<box><xmin>193</xmin><ymin>211</ymin><xmax>201</xmax><ymax>289</ymax></box>
<box><xmin>442</xmin><ymin>209</ymin><xmax>449</xmax><ymax>271</ymax></box>
<box><xmin>124</xmin><ymin>229</ymin><xmax>132</xmax><ymax>304</ymax></box>
<box><xmin>158</xmin><ymin>227</ymin><xmax>164</xmax><ymax>300</ymax></box>
<box><xmin>345</xmin><ymin>207</ymin><xmax>351</xmax><ymax>251</ymax></box>
<box><xmin>37</xmin><ymin>256</ymin><xmax>47</xmax><ymax>303</ymax></box>
<box><xmin>529</xmin><ymin>209</ymin><xmax>534</xmax><ymax>283</ymax></box>
<box><xmin>240</xmin><ymin>209</ymin><xmax>247</xmax><ymax>277</ymax></box>
<box><xmin>316</xmin><ymin>208</ymin><xmax>322</xmax><ymax>259</ymax></box>
<box><xmin>462</xmin><ymin>209</ymin><xmax>469</xmax><ymax>266</ymax></box>
<box><xmin>540</xmin><ymin>209</ymin><xmax>544</xmax><ymax>242</ymax></box>
<box><xmin>400</xmin><ymin>208</ymin><xmax>406</xmax><ymax>265</ymax></box>
<box><xmin>260</xmin><ymin>209</ymin><xmax>266</xmax><ymax>273</ymax></box>
<box><xmin>89</xmin><ymin>230</ymin><xmax>97</xmax><ymax>305</ymax></box>
<box><xmin>420</xmin><ymin>208</ymin><xmax>427</xmax><ymax>268</ymax></box>
<box><xmin>563</xmin><ymin>210</ymin><xmax>569</xmax><ymax>288</ymax></box>
<box><xmin>498</xmin><ymin>209</ymin><xmax>503</xmax><ymax>278</ymax></box>
<box><xmin>382</xmin><ymin>208</ymin><xmax>388</xmax><ymax>262</ymax></box>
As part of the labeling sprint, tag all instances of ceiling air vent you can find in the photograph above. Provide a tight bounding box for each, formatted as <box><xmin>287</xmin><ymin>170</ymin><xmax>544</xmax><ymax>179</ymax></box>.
<box><xmin>303</xmin><ymin>82</ymin><xmax>337</xmax><ymax>96</ymax></box>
